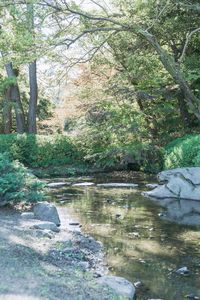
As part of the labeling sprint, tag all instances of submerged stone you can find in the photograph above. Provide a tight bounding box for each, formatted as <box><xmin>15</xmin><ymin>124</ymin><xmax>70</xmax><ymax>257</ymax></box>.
<box><xmin>72</xmin><ymin>182</ymin><xmax>95</xmax><ymax>187</ymax></box>
<box><xmin>47</xmin><ymin>182</ymin><xmax>70</xmax><ymax>188</ymax></box>
<box><xmin>97</xmin><ymin>183</ymin><xmax>138</xmax><ymax>188</ymax></box>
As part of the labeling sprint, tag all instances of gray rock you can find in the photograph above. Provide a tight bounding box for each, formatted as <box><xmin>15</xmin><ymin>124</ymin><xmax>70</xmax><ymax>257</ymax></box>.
<box><xmin>72</xmin><ymin>182</ymin><xmax>95</xmax><ymax>187</ymax></box>
<box><xmin>21</xmin><ymin>212</ymin><xmax>35</xmax><ymax>219</ymax></box>
<box><xmin>134</xmin><ymin>281</ymin><xmax>143</xmax><ymax>289</ymax></box>
<box><xmin>144</xmin><ymin>168</ymin><xmax>200</xmax><ymax>201</ymax></box>
<box><xmin>179</xmin><ymin>214</ymin><xmax>200</xmax><ymax>226</ymax></box>
<box><xmin>186</xmin><ymin>294</ymin><xmax>199</xmax><ymax>300</ymax></box>
<box><xmin>146</xmin><ymin>184</ymin><xmax>159</xmax><ymax>189</ymax></box>
<box><xmin>159</xmin><ymin>167</ymin><xmax>200</xmax><ymax>185</ymax></box>
<box><xmin>176</xmin><ymin>266</ymin><xmax>189</xmax><ymax>274</ymax></box>
<box><xmin>33</xmin><ymin>202</ymin><xmax>61</xmax><ymax>226</ymax></box>
<box><xmin>97</xmin><ymin>183</ymin><xmax>138</xmax><ymax>188</ymax></box>
<box><xmin>32</xmin><ymin>222</ymin><xmax>60</xmax><ymax>233</ymax></box>
<box><xmin>34</xmin><ymin>229</ymin><xmax>55</xmax><ymax>239</ymax></box>
<box><xmin>69</xmin><ymin>221</ymin><xmax>80</xmax><ymax>226</ymax></box>
<box><xmin>97</xmin><ymin>276</ymin><xmax>136</xmax><ymax>300</ymax></box>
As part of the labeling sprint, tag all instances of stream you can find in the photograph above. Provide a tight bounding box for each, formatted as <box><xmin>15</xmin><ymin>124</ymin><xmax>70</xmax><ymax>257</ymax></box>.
<box><xmin>48</xmin><ymin>171</ymin><xmax>200</xmax><ymax>300</ymax></box>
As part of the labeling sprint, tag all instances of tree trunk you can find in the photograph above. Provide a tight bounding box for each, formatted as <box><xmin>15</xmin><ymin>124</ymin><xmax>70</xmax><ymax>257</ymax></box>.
<box><xmin>140</xmin><ymin>30</ymin><xmax>200</xmax><ymax>121</ymax></box>
<box><xmin>5</xmin><ymin>63</ymin><xmax>26</xmax><ymax>133</ymax></box>
<box><xmin>28</xmin><ymin>60</ymin><xmax>38</xmax><ymax>133</ymax></box>
<box><xmin>27</xmin><ymin>3</ymin><xmax>38</xmax><ymax>134</ymax></box>
<box><xmin>3</xmin><ymin>87</ymin><xmax>12</xmax><ymax>134</ymax></box>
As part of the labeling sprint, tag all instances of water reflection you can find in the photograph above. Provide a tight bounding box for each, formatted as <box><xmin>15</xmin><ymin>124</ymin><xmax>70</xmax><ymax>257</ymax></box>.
<box><xmin>49</xmin><ymin>175</ymin><xmax>200</xmax><ymax>300</ymax></box>
<box><xmin>149</xmin><ymin>197</ymin><xmax>200</xmax><ymax>226</ymax></box>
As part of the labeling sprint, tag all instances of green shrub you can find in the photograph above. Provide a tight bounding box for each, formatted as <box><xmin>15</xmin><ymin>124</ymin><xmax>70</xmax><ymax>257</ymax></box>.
<box><xmin>0</xmin><ymin>134</ymin><xmax>80</xmax><ymax>168</ymax></box>
<box><xmin>164</xmin><ymin>134</ymin><xmax>200</xmax><ymax>169</ymax></box>
<box><xmin>0</xmin><ymin>153</ymin><xmax>45</xmax><ymax>205</ymax></box>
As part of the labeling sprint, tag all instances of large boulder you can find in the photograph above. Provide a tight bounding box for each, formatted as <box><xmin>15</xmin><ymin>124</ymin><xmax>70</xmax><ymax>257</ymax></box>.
<box><xmin>97</xmin><ymin>276</ymin><xmax>136</xmax><ymax>300</ymax></box>
<box><xmin>159</xmin><ymin>167</ymin><xmax>200</xmax><ymax>184</ymax></box>
<box><xmin>33</xmin><ymin>202</ymin><xmax>61</xmax><ymax>226</ymax></box>
<box><xmin>145</xmin><ymin>167</ymin><xmax>200</xmax><ymax>201</ymax></box>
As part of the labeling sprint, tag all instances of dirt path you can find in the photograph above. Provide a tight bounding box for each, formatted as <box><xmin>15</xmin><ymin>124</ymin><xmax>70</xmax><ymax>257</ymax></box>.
<box><xmin>0</xmin><ymin>207</ymin><xmax>119</xmax><ymax>300</ymax></box>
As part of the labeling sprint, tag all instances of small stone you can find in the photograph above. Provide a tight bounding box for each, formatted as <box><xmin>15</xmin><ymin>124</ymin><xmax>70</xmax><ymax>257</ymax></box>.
<box><xmin>158</xmin><ymin>213</ymin><xmax>166</xmax><ymax>217</ymax></box>
<box><xmin>186</xmin><ymin>294</ymin><xmax>199</xmax><ymax>300</ymax></box>
<box><xmin>146</xmin><ymin>184</ymin><xmax>159</xmax><ymax>189</ymax></box>
<box><xmin>47</xmin><ymin>182</ymin><xmax>70</xmax><ymax>188</ymax></box>
<box><xmin>34</xmin><ymin>229</ymin><xmax>55</xmax><ymax>239</ymax></box>
<box><xmin>21</xmin><ymin>212</ymin><xmax>35</xmax><ymax>219</ymax></box>
<box><xmin>134</xmin><ymin>281</ymin><xmax>143</xmax><ymax>288</ymax></box>
<box><xmin>77</xmin><ymin>261</ymin><xmax>90</xmax><ymax>270</ymax></box>
<box><xmin>31</xmin><ymin>222</ymin><xmax>60</xmax><ymax>233</ymax></box>
<box><xmin>69</xmin><ymin>221</ymin><xmax>80</xmax><ymax>226</ymax></box>
<box><xmin>115</xmin><ymin>214</ymin><xmax>121</xmax><ymax>218</ymax></box>
<box><xmin>72</xmin><ymin>182</ymin><xmax>95</xmax><ymax>187</ymax></box>
<box><xmin>98</xmin><ymin>276</ymin><xmax>136</xmax><ymax>300</ymax></box>
<box><xmin>176</xmin><ymin>266</ymin><xmax>189</xmax><ymax>274</ymax></box>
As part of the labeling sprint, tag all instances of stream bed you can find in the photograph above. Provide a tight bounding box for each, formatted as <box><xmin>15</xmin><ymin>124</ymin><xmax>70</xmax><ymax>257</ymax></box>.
<box><xmin>48</xmin><ymin>171</ymin><xmax>200</xmax><ymax>300</ymax></box>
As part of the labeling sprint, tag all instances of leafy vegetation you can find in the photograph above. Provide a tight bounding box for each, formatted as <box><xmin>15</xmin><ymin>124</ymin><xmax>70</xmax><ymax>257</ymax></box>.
<box><xmin>0</xmin><ymin>153</ymin><xmax>45</xmax><ymax>205</ymax></box>
<box><xmin>0</xmin><ymin>1</ymin><xmax>200</xmax><ymax>174</ymax></box>
<box><xmin>0</xmin><ymin>134</ymin><xmax>81</xmax><ymax>168</ymax></box>
<box><xmin>164</xmin><ymin>135</ymin><xmax>200</xmax><ymax>169</ymax></box>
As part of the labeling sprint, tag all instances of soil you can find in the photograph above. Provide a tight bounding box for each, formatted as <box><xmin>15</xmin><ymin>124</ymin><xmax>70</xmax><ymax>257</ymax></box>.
<box><xmin>0</xmin><ymin>207</ymin><xmax>121</xmax><ymax>300</ymax></box>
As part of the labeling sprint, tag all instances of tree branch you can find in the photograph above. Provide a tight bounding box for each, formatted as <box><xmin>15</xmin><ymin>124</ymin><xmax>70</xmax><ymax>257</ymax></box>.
<box><xmin>41</xmin><ymin>0</ymin><xmax>131</xmax><ymax>30</ymax></box>
<box><xmin>179</xmin><ymin>27</ymin><xmax>200</xmax><ymax>63</ymax></box>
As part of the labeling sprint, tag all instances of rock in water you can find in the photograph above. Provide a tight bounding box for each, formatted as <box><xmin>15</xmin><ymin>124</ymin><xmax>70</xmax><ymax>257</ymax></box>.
<box><xmin>97</xmin><ymin>276</ymin><xmax>136</xmax><ymax>300</ymax></box>
<box><xmin>47</xmin><ymin>182</ymin><xmax>70</xmax><ymax>188</ymax></box>
<box><xmin>97</xmin><ymin>183</ymin><xmax>138</xmax><ymax>188</ymax></box>
<box><xmin>144</xmin><ymin>167</ymin><xmax>200</xmax><ymax>201</ymax></box>
<box><xmin>33</xmin><ymin>202</ymin><xmax>61</xmax><ymax>226</ymax></box>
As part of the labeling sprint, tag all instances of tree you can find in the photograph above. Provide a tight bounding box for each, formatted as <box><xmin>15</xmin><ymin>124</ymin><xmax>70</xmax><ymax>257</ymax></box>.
<box><xmin>27</xmin><ymin>2</ymin><xmax>38</xmax><ymax>133</ymax></box>
<box><xmin>41</xmin><ymin>0</ymin><xmax>200</xmax><ymax>122</ymax></box>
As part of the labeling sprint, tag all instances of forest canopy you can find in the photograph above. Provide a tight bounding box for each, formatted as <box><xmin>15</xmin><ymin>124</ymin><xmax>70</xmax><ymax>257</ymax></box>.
<box><xmin>0</xmin><ymin>0</ymin><xmax>199</xmax><ymax>172</ymax></box>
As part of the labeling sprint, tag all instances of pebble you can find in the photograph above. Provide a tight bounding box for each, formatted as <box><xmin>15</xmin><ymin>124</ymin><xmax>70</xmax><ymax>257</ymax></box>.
<box><xmin>69</xmin><ymin>221</ymin><xmax>80</xmax><ymax>226</ymax></box>
<box><xmin>176</xmin><ymin>266</ymin><xmax>189</xmax><ymax>274</ymax></box>
<box><xmin>115</xmin><ymin>214</ymin><xmax>122</xmax><ymax>218</ymax></box>
<box><xmin>134</xmin><ymin>281</ymin><xmax>143</xmax><ymax>288</ymax></box>
<box><xmin>186</xmin><ymin>294</ymin><xmax>199</xmax><ymax>300</ymax></box>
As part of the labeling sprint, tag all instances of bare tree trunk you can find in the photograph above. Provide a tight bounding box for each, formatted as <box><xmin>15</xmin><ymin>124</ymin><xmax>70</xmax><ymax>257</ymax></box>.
<box><xmin>5</xmin><ymin>63</ymin><xmax>26</xmax><ymax>133</ymax></box>
<box><xmin>3</xmin><ymin>87</ymin><xmax>12</xmax><ymax>134</ymax></box>
<box><xmin>28</xmin><ymin>60</ymin><xmax>38</xmax><ymax>133</ymax></box>
<box><xmin>27</xmin><ymin>3</ymin><xmax>38</xmax><ymax>134</ymax></box>
<box><xmin>140</xmin><ymin>30</ymin><xmax>200</xmax><ymax>121</ymax></box>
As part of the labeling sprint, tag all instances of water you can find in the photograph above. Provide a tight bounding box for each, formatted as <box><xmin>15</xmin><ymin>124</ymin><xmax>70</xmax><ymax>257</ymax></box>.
<box><xmin>49</xmin><ymin>172</ymin><xmax>200</xmax><ymax>300</ymax></box>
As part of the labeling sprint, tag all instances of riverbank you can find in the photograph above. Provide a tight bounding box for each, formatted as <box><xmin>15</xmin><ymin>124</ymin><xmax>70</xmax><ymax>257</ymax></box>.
<box><xmin>0</xmin><ymin>206</ymin><xmax>134</xmax><ymax>300</ymax></box>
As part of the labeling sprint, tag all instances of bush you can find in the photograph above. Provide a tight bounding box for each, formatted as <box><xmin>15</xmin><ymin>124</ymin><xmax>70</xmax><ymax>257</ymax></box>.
<box><xmin>164</xmin><ymin>134</ymin><xmax>200</xmax><ymax>169</ymax></box>
<box><xmin>0</xmin><ymin>153</ymin><xmax>45</xmax><ymax>205</ymax></box>
<box><xmin>0</xmin><ymin>134</ymin><xmax>80</xmax><ymax>168</ymax></box>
